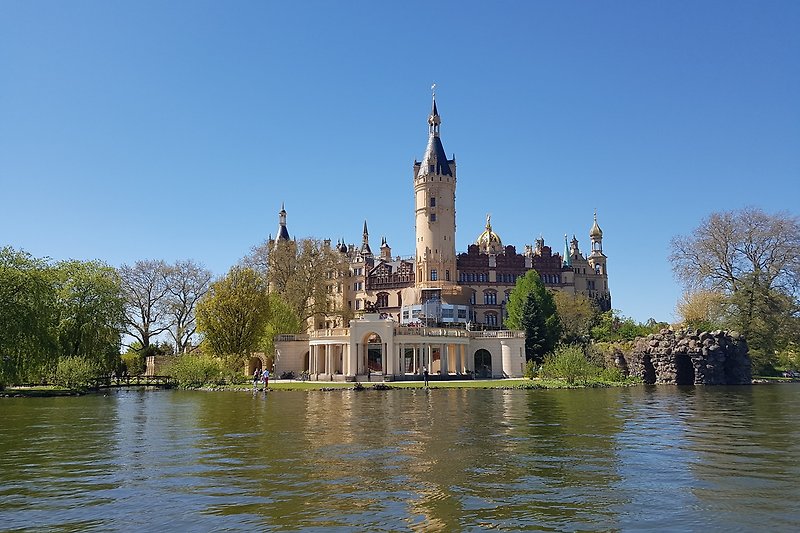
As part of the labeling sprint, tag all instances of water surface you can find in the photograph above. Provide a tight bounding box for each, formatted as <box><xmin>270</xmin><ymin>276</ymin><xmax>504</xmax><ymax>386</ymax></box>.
<box><xmin>1</xmin><ymin>385</ymin><xmax>799</xmax><ymax>531</ymax></box>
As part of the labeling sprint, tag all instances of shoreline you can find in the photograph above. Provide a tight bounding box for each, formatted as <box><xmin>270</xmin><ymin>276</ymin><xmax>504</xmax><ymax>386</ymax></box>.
<box><xmin>5</xmin><ymin>376</ymin><xmax>797</xmax><ymax>397</ymax></box>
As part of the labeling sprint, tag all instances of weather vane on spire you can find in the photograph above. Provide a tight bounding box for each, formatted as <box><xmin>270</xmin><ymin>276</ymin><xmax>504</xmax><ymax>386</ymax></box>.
<box><xmin>431</xmin><ymin>83</ymin><xmax>436</xmax><ymax>98</ymax></box>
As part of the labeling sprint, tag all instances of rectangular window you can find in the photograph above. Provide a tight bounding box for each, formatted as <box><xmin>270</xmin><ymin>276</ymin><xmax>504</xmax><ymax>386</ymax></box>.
<box><xmin>356</xmin><ymin>299</ymin><xmax>362</xmax><ymax>310</ymax></box>
<box><xmin>431</xmin><ymin>269</ymin><xmax>438</xmax><ymax>281</ymax></box>
<box><xmin>445</xmin><ymin>270</ymin><xmax>450</xmax><ymax>281</ymax></box>
<box><xmin>442</xmin><ymin>307</ymin><xmax>454</xmax><ymax>318</ymax></box>
<box><xmin>430</xmin><ymin>197</ymin><xmax>436</xmax><ymax>207</ymax></box>
<box><xmin>430</xmin><ymin>213</ymin><xmax>436</xmax><ymax>222</ymax></box>
<box><xmin>458</xmin><ymin>308</ymin><xmax>467</xmax><ymax>319</ymax></box>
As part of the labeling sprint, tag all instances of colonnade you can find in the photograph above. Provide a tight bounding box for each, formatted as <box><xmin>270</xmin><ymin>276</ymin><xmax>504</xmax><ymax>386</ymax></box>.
<box><xmin>308</xmin><ymin>338</ymin><xmax>474</xmax><ymax>378</ymax></box>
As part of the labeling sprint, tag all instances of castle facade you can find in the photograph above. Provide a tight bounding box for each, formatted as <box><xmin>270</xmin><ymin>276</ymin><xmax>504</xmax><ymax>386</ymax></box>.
<box><xmin>269</xmin><ymin>96</ymin><xmax>610</xmax><ymax>381</ymax></box>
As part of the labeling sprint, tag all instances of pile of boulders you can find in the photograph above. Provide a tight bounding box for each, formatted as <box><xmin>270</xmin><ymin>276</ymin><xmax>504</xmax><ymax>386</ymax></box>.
<box><xmin>626</xmin><ymin>329</ymin><xmax>751</xmax><ymax>385</ymax></box>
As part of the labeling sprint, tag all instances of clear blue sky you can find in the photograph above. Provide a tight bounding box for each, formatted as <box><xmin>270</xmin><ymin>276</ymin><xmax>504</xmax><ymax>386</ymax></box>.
<box><xmin>2</xmin><ymin>1</ymin><xmax>798</xmax><ymax>323</ymax></box>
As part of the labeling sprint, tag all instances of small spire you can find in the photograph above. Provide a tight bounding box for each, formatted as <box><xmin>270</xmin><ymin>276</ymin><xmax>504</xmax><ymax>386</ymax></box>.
<box><xmin>563</xmin><ymin>234</ymin><xmax>572</xmax><ymax>267</ymax></box>
<box><xmin>361</xmin><ymin>221</ymin><xmax>372</xmax><ymax>256</ymax></box>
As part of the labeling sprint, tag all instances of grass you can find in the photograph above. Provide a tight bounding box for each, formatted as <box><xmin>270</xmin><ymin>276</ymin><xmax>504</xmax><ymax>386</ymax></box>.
<box><xmin>212</xmin><ymin>377</ymin><xmax>637</xmax><ymax>392</ymax></box>
<box><xmin>1</xmin><ymin>385</ymin><xmax>75</xmax><ymax>397</ymax></box>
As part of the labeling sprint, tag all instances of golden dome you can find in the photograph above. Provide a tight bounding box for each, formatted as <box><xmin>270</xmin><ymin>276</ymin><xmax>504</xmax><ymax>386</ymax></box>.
<box><xmin>476</xmin><ymin>214</ymin><xmax>503</xmax><ymax>253</ymax></box>
<box><xmin>590</xmin><ymin>211</ymin><xmax>603</xmax><ymax>239</ymax></box>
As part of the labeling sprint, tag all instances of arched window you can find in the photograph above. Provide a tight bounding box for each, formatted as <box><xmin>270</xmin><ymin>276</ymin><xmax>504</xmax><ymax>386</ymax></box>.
<box><xmin>483</xmin><ymin>291</ymin><xmax>497</xmax><ymax>305</ymax></box>
<box><xmin>469</xmin><ymin>290</ymin><xmax>476</xmax><ymax>305</ymax></box>
<box><xmin>486</xmin><ymin>313</ymin><xmax>498</xmax><ymax>326</ymax></box>
<box><xmin>376</xmin><ymin>292</ymin><xmax>389</xmax><ymax>308</ymax></box>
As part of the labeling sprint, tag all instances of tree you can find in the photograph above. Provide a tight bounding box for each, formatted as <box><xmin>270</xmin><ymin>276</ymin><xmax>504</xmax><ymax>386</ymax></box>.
<box><xmin>670</xmin><ymin>207</ymin><xmax>800</xmax><ymax>296</ymax></box>
<box><xmin>0</xmin><ymin>247</ymin><xmax>57</xmax><ymax>387</ymax></box>
<box><xmin>553</xmin><ymin>291</ymin><xmax>598</xmax><ymax>344</ymax></box>
<box><xmin>675</xmin><ymin>289</ymin><xmax>728</xmax><ymax>331</ymax></box>
<box><xmin>119</xmin><ymin>259</ymin><xmax>171</xmax><ymax>351</ymax></box>
<box><xmin>506</xmin><ymin>270</ymin><xmax>560</xmax><ymax>362</ymax></box>
<box><xmin>164</xmin><ymin>260</ymin><xmax>212</xmax><ymax>354</ymax></box>
<box><xmin>196</xmin><ymin>266</ymin><xmax>270</xmax><ymax>369</ymax></box>
<box><xmin>243</xmin><ymin>238</ymin><xmax>348</xmax><ymax>329</ymax></box>
<box><xmin>260</xmin><ymin>293</ymin><xmax>304</xmax><ymax>366</ymax></box>
<box><xmin>53</xmin><ymin>260</ymin><xmax>125</xmax><ymax>373</ymax></box>
<box><xmin>590</xmin><ymin>310</ymin><xmax>664</xmax><ymax>342</ymax></box>
<box><xmin>670</xmin><ymin>207</ymin><xmax>800</xmax><ymax>372</ymax></box>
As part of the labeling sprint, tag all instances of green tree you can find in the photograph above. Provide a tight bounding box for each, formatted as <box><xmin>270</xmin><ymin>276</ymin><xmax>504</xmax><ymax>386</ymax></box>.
<box><xmin>675</xmin><ymin>289</ymin><xmax>728</xmax><ymax>331</ymax></box>
<box><xmin>590</xmin><ymin>310</ymin><xmax>664</xmax><ymax>342</ymax></box>
<box><xmin>260</xmin><ymin>293</ymin><xmax>304</xmax><ymax>364</ymax></box>
<box><xmin>0</xmin><ymin>247</ymin><xmax>57</xmax><ymax>387</ymax></box>
<box><xmin>196</xmin><ymin>266</ymin><xmax>270</xmax><ymax>369</ymax></box>
<box><xmin>53</xmin><ymin>260</ymin><xmax>125</xmax><ymax>374</ymax></box>
<box><xmin>553</xmin><ymin>291</ymin><xmax>598</xmax><ymax>344</ymax></box>
<box><xmin>506</xmin><ymin>270</ymin><xmax>560</xmax><ymax>362</ymax></box>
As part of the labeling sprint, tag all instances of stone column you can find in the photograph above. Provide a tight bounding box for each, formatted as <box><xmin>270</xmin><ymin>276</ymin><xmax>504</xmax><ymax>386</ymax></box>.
<box><xmin>325</xmin><ymin>345</ymin><xmax>332</xmax><ymax>377</ymax></box>
<box><xmin>441</xmin><ymin>343</ymin><xmax>449</xmax><ymax>374</ymax></box>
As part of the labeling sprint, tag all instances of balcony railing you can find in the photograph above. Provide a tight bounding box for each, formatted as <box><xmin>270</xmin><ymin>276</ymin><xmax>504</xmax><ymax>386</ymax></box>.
<box><xmin>468</xmin><ymin>330</ymin><xmax>525</xmax><ymax>339</ymax></box>
<box><xmin>274</xmin><ymin>334</ymin><xmax>310</xmax><ymax>342</ymax></box>
<box><xmin>309</xmin><ymin>328</ymin><xmax>350</xmax><ymax>338</ymax></box>
<box><xmin>395</xmin><ymin>327</ymin><xmax>469</xmax><ymax>338</ymax></box>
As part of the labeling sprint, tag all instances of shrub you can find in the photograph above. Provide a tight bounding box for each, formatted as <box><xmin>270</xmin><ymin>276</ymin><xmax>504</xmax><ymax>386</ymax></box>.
<box><xmin>166</xmin><ymin>355</ymin><xmax>222</xmax><ymax>388</ymax></box>
<box><xmin>121</xmin><ymin>352</ymin><xmax>145</xmax><ymax>376</ymax></box>
<box><xmin>53</xmin><ymin>356</ymin><xmax>98</xmax><ymax>391</ymax></box>
<box><xmin>524</xmin><ymin>359</ymin><xmax>538</xmax><ymax>379</ymax></box>
<box><xmin>220</xmin><ymin>365</ymin><xmax>248</xmax><ymax>385</ymax></box>
<box><xmin>540</xmin><ymin>345</ymin><xmax>595</xmax><ymax>385</ymax></box>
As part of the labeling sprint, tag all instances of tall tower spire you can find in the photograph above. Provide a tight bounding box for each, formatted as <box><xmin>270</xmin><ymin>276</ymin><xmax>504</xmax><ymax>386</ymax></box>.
<box><xmin>413</xmin><ymin>92</ymin><xmax>457</xmax><ymax>288</ymax></box>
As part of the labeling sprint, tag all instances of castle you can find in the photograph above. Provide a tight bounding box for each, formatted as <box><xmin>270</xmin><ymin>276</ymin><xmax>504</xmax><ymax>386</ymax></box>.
<box><xmin>268</xmin><ymin>95</ymin><xmax>610</xmax><ymax>381</ymax></box>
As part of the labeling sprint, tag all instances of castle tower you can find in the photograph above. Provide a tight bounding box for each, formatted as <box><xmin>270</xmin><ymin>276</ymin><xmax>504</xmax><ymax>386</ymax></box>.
<box><xmin>413</xmin><ymin>94</ymin><xmax>457</xmax><ymax>286</ymax></box>
<box><xmin>587</xmin><ymin>211</ymin><xmax>607</xmax><ymax>275</ymax></box>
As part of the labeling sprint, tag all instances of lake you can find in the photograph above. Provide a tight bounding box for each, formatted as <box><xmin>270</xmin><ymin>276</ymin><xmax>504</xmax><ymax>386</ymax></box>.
<box><xmin>1</xmin><ymin>384</ymin><xmax>799</xmax><ymax>531</ymax></box>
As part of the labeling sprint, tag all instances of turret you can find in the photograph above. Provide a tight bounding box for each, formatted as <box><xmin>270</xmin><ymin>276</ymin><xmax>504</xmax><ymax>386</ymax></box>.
<box><xmin>588</xmin><ymin>211</ymin><xmax>607</xmax><ymax>275</ymax></box>
<box><xmin>380</xmin><ymin>236</ymin><xmax>392</xmax><ymax>261</ymax></box>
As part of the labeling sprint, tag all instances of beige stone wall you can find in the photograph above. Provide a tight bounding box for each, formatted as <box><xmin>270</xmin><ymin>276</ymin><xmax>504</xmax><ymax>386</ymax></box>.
<box><xmin>274</xmin><ymin>338</ymin><xmax>310</xmax><ymax>376</ymax></box>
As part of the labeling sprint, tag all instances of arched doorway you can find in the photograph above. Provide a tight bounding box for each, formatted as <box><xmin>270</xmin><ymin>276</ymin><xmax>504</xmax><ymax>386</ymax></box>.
<box><xmin>675</xmin><ymin>354</ymin><xmax>695</xmax><ymax>385</ymax></box>
<box><xmin>247</xmin><ymin>357</ymin><xmax>263</xmax><ymax>376</ymax></box>
<box><xmin>474</xmin><ymin>349</ymin><xmax>492</xmax><ymax>378</ymax></box>
<box><xmin>366</xmin><ymin>333</ymin><xmax>383</xmax><ymax>373</ymax></box>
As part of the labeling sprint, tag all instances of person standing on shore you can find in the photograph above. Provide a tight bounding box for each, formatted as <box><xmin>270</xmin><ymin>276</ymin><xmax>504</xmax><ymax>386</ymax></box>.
<box><xmin>422</xmin><ymin>366</ymin><xmax>429</xmax><ymax>388</ymax></box>
<box><xmin>262</xmin><ymin>367</ymin><xmax>270</xmax><ymax>391</ymax></box>
<box><xmin>252</xmin><ymin>368</ymin><xmax>261</xmax><ymax>391</ymax></box>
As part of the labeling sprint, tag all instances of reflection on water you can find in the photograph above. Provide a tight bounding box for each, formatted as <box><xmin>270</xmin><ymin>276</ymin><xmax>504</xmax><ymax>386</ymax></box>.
<box><xmin>1</xmin><ymin>385</ymin><xmax>799</xmax><ymax>531</ymax></box>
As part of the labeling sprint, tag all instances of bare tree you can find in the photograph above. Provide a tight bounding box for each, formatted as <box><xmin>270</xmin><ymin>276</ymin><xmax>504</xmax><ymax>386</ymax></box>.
<box><xmin>119</xmin><ymin>259</ymin><xmax>171</xmax><ymax>350</ymax></box>
<box><xmin>164</xmin><ymin>259</ymin><xmax>212</xmax><ymax>354</ymax></box>
<box><xmin>670</xmin><ymin>207</ymin><xmax>800</xmax><ymax>371</ymax></box>
<box><xmin>243</xmin><ymin>238</ymin><xmax>349</xmax><ymax>328</ymax></box>
<box><xmin>670</xmin><ymin>207</ymin><xmax>800</xmax><ymax>296</ymax></box>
